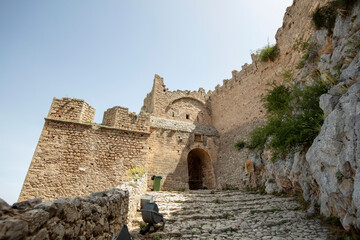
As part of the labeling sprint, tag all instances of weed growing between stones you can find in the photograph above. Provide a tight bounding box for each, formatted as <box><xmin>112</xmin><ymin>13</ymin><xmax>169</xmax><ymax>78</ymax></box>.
<box><xmin>307</xmin><ymin>215</ymin><xmax>360</xmax><ymax>239</ymax></box>
<box><xmin>234</xmin><ymin>140</ymin><xmax>246</xmax><ymax>151</ymax></box>
<box><xmin>245</xmin><ymin>186</ymin><xmax>266</xmax><ymax>195</ymax></box>
<box><xmin>255</xmin><ymin>43</ymin><xmax>279</xmax><ymax>62</ymax></box>
<box><xmin>250</xmin><ymin>208</ymin><xmax>282</xmax><ymax>214</ymax></box>
<box><xmin>139</xmin><ymin>222</ymin><xmax>147</xmax><ymax>229</ymax></box>
<box><xmin>282</xmin><ymin>70</ymin><xmax>293</xmax><ymax>82</ymax></box>
<box><xmin>129</xmin><ymin>166</ymin><xmax>146</xmax><ymax>180</ymax></box>
<box><xmin>297</xmin><ymin>41</ymin><xmax>319</xmax><ymax>69</ymax></box>
<box><xmin>294</xmin><ymin>193</ymin><xmax>311</xmax><ymax>211</ymax></box>
<box><xmin>152</xmin><ymin>235</ymin><xmax>162</xmax><ymax>240</ymax></box>
<box><xmin>336</xmin><ymin>170</ymin><xmax>344</xmax><ymax>180</ymax></box>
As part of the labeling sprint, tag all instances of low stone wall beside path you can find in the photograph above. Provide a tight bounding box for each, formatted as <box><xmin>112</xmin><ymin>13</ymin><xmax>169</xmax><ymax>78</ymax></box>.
<box><xmin>0</xmin><ymin>175</ymin><xmax>147</xmax><ymax>240</ymax></box>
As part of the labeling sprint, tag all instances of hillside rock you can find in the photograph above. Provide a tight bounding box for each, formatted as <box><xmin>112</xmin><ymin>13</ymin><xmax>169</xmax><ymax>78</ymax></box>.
<box><xmin>306</xmin><ymin>81</ymin><xmax>360</xmax><ymax>230</ymax></box>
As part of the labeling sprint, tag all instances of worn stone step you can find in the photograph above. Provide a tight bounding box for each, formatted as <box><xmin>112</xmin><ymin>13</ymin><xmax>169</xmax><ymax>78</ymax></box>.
<box><xmin>129</xmin><ymin>190</ymin><xmax>330</xmax><ymax>240</ymax></box>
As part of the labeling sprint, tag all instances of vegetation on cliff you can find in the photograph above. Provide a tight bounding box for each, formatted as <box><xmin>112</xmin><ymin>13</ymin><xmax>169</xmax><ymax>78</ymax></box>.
<box><xmin>236</xmin><ymin>70</ymin><xmax>338</xmax><ymax>160</ymax></box>
<box><xmin>312</xmin><ymin>0</ymin><xmax>359</xmax><ymax>32</ymax></box>
<box><xmin>256</xmin><ymin>44</ymin><xmax>279</xmax><ymax>62</ymax></box>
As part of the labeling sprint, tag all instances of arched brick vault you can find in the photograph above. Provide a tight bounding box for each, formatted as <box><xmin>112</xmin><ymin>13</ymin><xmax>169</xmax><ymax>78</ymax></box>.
<box><xmin>165</xmin><ymin>97</ymin><xmax>212</xmax><ymax>126</ymax></box>
<box><xmin>187</xmin><ymin>148</ymin><xmax>216</xmax><ymax>190</ymax></box>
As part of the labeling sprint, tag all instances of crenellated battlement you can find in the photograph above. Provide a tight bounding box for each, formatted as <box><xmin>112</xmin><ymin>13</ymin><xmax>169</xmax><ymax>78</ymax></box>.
<box><xmin>47</xmin><ymin>97</ymin><xmax>95</xmax><ymax>123</ymax></box>
<box><xmin>102</xmin><ymin>106</ymin><xmax>150</xmax><ymax>132</ymax></box>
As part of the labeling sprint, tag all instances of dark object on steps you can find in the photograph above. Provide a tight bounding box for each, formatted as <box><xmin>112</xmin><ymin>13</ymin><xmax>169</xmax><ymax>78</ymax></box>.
<box><xmin>113</xmin><ymin>225</ymin><xmax>131</xmax><ymax>240</ymax></box>
<box><xmin>140</xmin><ymin>202</ymin><xmax>166</xmax><ymax>235</ymax></box>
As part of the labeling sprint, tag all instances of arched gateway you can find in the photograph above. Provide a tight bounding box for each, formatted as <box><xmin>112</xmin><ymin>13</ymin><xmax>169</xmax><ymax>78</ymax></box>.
<box><xmin>187</xmin><ymin>148</ymin><xmax>216</xmax><ymax>190</ymax></box>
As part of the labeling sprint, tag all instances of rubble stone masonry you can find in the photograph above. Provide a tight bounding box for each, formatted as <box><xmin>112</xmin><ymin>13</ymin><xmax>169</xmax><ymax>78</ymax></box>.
<box><xmin>19</xmin><ymin>98</ymin><xmax>150</xmax><ymax>202</ymax></box>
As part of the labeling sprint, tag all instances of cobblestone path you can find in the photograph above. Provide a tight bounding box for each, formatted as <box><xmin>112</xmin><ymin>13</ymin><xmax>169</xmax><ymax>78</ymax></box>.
<box><xmin>129</xmin><ymin>190</ymin><xmax>330</xmax><ymax>239</ymax></box>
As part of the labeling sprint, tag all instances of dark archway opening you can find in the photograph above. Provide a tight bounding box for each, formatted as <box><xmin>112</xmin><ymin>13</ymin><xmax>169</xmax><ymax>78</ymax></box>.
<box><xmin>187</xmin><ymin>148</ymin><xmax>215</xmax><ymax>190</ymax></box>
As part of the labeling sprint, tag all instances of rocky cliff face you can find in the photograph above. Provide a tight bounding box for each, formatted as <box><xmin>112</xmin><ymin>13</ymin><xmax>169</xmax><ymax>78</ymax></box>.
<box><xmin>245</xmin><ymin>1</ymin><xmax>360</xmax><ymax>231</ymax></box>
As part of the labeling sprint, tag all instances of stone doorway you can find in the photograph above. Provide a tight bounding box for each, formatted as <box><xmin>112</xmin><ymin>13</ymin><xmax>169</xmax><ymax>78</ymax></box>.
<box><xmin>187</xmin><ymin>148</ymin><xmax>215</xmax><ymax>190</ymax></box>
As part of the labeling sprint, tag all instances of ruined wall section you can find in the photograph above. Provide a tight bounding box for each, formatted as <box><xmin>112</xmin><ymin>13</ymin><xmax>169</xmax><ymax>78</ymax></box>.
<box><xmin>20</xmin><ymin>98</ymin><xmax>150</xmax><ymax>202</ymax></box>
<box><xmin>141</xmin><ymin>74</ymin><xmax>211</xmax><ymax>125</ymax></box>
<box><xmin>209</xmin><ymin>0</ymin><xmax>331</xmax><ymax>188</ymax></box>
<box><xmin>147</xmin><ymin>117</ymin><xmax>218</xmax><ymax>190</ymax></box>
<box><xmin>102</xmin><ymin>106</ymin><xmax>150</xmax><ymax>132</ymax></box>
<box><xmin>141</xmin><ymin>83</ymin><xmax>155</xmax><ymax>114</ymax></box>
<box><xmin>48</xmin><ymin>97</ymin><xmax>95</xmax><ymax>123</ymax></box>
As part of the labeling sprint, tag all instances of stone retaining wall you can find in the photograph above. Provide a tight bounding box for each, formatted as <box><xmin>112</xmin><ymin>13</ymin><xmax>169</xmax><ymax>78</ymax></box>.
<box><xmin>119</xmin><ymin>174</ymin><xmax>147</xmax><ymax>228</ymax></box>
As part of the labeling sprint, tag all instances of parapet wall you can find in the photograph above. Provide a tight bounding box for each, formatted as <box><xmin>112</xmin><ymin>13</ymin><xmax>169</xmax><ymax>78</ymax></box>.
<box><xmin>102</xmin><ymin>106</ymin><xmax>150</xmax><ymax>132</ymax></box>
<box><xmin>48</xmin><ymin>97</ymin><xmax>95</xmax><ymax>123</ymax></box>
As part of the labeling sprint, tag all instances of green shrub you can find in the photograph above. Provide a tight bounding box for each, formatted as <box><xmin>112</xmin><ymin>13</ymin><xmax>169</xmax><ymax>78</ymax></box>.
<box><xmin>281</xmin><ymin>70</ymin><xmax>293</xmax><ymax>82</ymax></box>
<box><xmin>325</xmin><ymin>216</ymin><xmax>342</xmax><ymax>226</ymax></box>
<box><xmin>248</xmin><ymin>73</ymin><xmax>336</xmax><ymax>158</ymax></box>
<box><xmin>248</xmin><ymin>118</ymin><xmax>281</xmax><ymax>149</ymax></box>
<box><xmin>312</xmin><ymin>0</ymin><xmax>359</xmax><ymax>32</ymax></box>
<box><xmin>336</xmin><ymin>170</ymin><xmax>344</xmax><ymax>180</ymax></box>
<box><xmin>234</xmin><ymin>140</ymin><xmax>246</xmax><ymax>150</ymax></box>
<box><xmin>312</xmin><ymin>4</ymin><xmax>337</xmax><ymax>31</ymax></box>
<box><xmin>295</xmin><ymin>193</ymin><xmax>311</xmax><ymax>210</ymax></box>
<box><xmin>256</xmin><ymin>44</ymin><xmax>279</xmax><ymax>62</ymax></box>
<box><xmin>297</xmin><ymin>42</ymin><xmax>319</xmax><ymax>69</ymax></box>
<box><xmin>245</xmin><ymin>186</ymin><xmax>266</xmax><ymax>195</ymax></box>
<box><xmin>262</xmin><ymin>84</ymin><xmax>292</xmax><ymax>117</ymax></box>
<box><xmin>152</xmin><ymin>235</ymin><xmax>162</xmax><ymax>240</ymax></box>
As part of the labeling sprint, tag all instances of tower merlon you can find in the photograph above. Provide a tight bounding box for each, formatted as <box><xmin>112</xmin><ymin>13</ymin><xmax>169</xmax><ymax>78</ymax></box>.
<box><xmin>102</xmin><ymin>106</ymin><xmax>150</xmax><ymax>132</ymax></box>
<box><xmin>47</xmin><ymin>97</ymin><xmax>95</xmax><ymax>123</ymax></box>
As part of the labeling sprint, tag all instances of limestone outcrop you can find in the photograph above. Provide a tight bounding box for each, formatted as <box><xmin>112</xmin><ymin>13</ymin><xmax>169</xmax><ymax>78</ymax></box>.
<box><xmin>306</xmin><ymin>81</ymin><xmax>360</xmax><ymax>230</ymax></box>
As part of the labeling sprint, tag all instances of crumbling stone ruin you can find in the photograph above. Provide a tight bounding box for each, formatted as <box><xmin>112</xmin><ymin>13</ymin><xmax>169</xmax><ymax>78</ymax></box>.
<box><xmin>4</xmin><ymin>0</ymin><xmax>360</xmax><ymax>237</ymax></box>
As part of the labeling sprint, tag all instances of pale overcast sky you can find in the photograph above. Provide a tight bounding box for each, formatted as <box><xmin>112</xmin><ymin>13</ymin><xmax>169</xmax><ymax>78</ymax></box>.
<box><xmin>0</xmin><ymin>0</ymin><xmax>292</xmax><ymax>204</ymax></box>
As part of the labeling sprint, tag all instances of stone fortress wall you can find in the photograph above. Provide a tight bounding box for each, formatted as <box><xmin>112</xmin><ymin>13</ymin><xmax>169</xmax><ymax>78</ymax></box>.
<box><xmin>20</xmin><ymin>75</ymin><xmax>220</xmax><ymax>201</ymax></box>
<box><xmin>19</xmin><ymin>98</ymin><xmax>150</xmax><ymax>202</ymax></box>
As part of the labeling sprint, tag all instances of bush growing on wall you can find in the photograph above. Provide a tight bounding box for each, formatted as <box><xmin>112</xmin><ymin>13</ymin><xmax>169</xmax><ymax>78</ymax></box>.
<box><xmin>256</xmin><ymin>44</ymin><xmax>279</xmax><ymax>62</ymax></box>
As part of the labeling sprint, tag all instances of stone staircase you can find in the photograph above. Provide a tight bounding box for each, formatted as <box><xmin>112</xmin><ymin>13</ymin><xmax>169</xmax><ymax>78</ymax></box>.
<box><xmin>129</xmin><ymin>190</ymin><xmax>329</xmax><ymax>239</ymax></box>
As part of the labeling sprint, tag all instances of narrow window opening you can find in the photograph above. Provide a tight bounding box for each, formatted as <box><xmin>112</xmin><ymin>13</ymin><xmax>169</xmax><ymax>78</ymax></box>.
<box><xmin>186</xmin><ymin>114</ymin><xmax>190</xmax><ymax>119</ymax></box>
<box><xmin>194</xmin><ymin>134</ymin><xmax>202</xmax><ymax>142</ymax></box>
